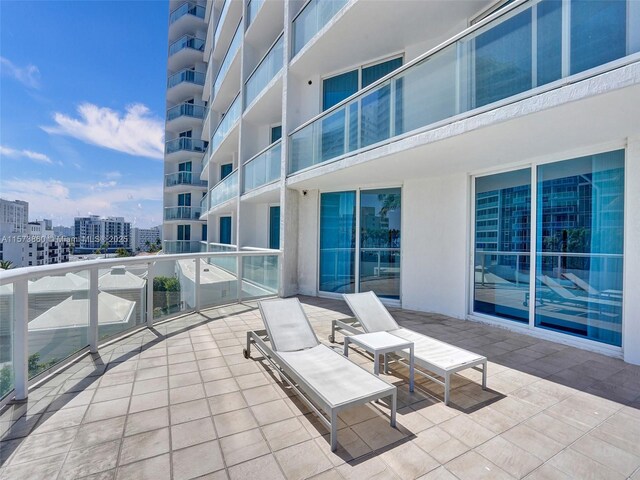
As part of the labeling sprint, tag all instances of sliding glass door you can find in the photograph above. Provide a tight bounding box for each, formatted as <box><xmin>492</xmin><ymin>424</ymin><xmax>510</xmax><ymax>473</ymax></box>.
<box><xmin>320</xmin><ymin>188</ymin><xmax>401</xmax><ymax>299</ymax></box>
<box><xmin>473</xmin><ymin>149</ymin><xmax>624</xmax><ymax>347</ymax></box>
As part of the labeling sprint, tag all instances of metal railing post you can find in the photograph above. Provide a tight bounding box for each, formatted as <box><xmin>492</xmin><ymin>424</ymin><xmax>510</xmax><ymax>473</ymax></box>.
<box><xmin>89</xmin><ymin>267</ymin><xmax>99</xmax><ymax>353</ymax></box>
<box><xmin>195</xmin><ymin>257</ymin><xmax>201</xmax><ymax>312</ymax></box>
<box><xmin>147</xmin><ymin>261</ymin><xmax>155</xmax><ymax>327</ymax></box>
<box><xmin>13</xmin><ymin>278</ymin><xmax>29</xmax><ymax>400</ymax></box>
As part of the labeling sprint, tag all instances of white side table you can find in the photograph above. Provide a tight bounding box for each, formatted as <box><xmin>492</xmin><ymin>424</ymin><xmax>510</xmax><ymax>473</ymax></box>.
<box><xmin>344</xmin><ymin>331</ymin><xmax>414</xmax><ymax>392</ymax></box>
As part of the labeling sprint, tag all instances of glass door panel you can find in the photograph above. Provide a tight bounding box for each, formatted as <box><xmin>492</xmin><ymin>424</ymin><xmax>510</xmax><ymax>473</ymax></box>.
<box><xmin>269</xmin><ymin>206</ymin><xmax>280</xmax><ymax>249</ymax></box>
<box><xmin>359</xmin><ymin>188</ymin><xmax>401</xmax><ymax>299</ymax></box>
<box><xmin>319</xmin><ymin>191</ymin><xmax>356</xmax><ymax>293</ymax></box>
<box><xmin>219</xmin><ymin>217</ymin><xmax>232</xmax><ymax>245</ymax></box>
<box><xmin>535</xmin><ymin>150</ymin><xmax>624</xmax><ymax>346</ymax></box>
<box><xmin>474</xmin><ymin>168</ymin><xmax>531</xmax><ymax>323</ymax></box>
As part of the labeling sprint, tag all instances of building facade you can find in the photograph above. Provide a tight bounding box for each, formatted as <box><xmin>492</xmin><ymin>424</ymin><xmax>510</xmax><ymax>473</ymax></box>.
<box><xmin>0</xmin><ymin>215</ymin><xmax>70</xmax><ymax>268</ymax></box>
<box><xmin>163</xmin><ymin>0</ymin><xmax>640</xmax><ymax>364</ymax></box>
<box><xmin>130</xmin><ymin>226</ymin><xmax>162</xmax><ymax>252</ymax></box>
<box><xmin>74</xmin><ymin>215</ymin><xmax>131</xmax><ymax>253</ymax></box>
<box><xmin>0</xmin><ymin>198</ymin><xmax>29</xmax><ymax>235</ymax></box>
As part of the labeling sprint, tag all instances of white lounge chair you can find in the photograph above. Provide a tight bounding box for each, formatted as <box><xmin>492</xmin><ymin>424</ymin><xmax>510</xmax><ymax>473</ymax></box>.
<box><xmin>538</xmin><ymin>275</ymin><xmax>621</xmax><ymax>309</ymax></box>
<box><xmin>561</xmin><ymin>272</ymin><xmax>622</xmax><ymax>299</ymax></box>
<box><xmin>332</xmin><ymin>291</ymin><xmax>487</xmax><ymax>405</ymax></box>
<box><xmin>243</xmin><ymin>297</ymin><xmax>397</xmax><ymax>451</ymax></box>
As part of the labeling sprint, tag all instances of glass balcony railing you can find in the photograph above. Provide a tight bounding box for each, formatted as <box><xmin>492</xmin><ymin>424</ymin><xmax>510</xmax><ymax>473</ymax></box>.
<box><xmin>246</xmin><ymin>0</ymin><xmax>265</xmax><ymax>28</ymax></box>
<box><xmin>163</xmin><ymin>240</ymin><xmax>203</xmax><ymax>253</ymax></box>
<box><xmin>167</xmin><ymin>69</ymin><xmax>205</xmax><ymax>89</ymax></box>
<box><xmin>291</xmin><ymin>0</ymin><xmax>347</xmax><ymax>57</ymax></box>
<box><xmin>169</xmin><ymin>2</ymin><xmax>206</xmax><ymax>24</ymax></box>
<box><xmin>166</xmin><ymin>103</ymin><xmax>206</xmax><ymax>122</ymax></box>
<box><xmin>243</xmin><ymin>140</ymin><xmax>281</xmax><ymax>193</ymax></box>
<box><xmin>213</xmin><ymin>0</ymin><xmax>231</xmax><ymax>48</ymax></box>
<box><xmin>168</xmin><ymin>35</ymin><xmax>206</xmax><ymax>56</ymax></box>
<box><xmin>244</xmin><ymin>34</ymin><xmax>284</xmax><ymax>109</ymax></box>
<box><xmin>209</xmin><ymin>169</ymin><xmax>238</xmax><ymax>210</ymax></box>
<box><xmin>165</xmin><ymin>137</ymin><xmax>208</xmax><ymax>155</ymax></box>
<box><xmin>165</xmin><ymin>171</ymin><xmax>207</xmax><ymax>187</ymax></box>
<box><xmin>164</xmin><ymin>206</ymin><xmax>202</xmax><ymax>220</ymax></box>
<box><xmin>202</xmin><ymin>93</ymin><xmax>241</xmax><ymax>169</ymax></box>
<box><xmin>289</xmin><ymin>0</ymin><xmax>640</xmax><ymax>174</ymax></box>
<box><xmin>200</xmin><ymin>191</ymin><xmax>209</xmax><ymax>212</ymax></box>
<box><xmin>213</xmin><ymin>20</ymin><xmax>243</xmax><ymax>98</ymax></box>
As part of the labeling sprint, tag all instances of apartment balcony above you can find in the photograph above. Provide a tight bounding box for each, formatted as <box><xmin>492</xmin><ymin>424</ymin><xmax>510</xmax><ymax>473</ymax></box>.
<box><xmin>167</xmin><ymin>35</ymin><xmax>205</xmax><ymax>72</ymax></box>
<box><xmin>165</xmin><ymin>137</ymin><xmax>208</xmax><ymax>162</ymax></box>
<box><xmin>202</xmin><ymin>93</ymin><xmax>241</xmax><ymax>174</ymax></box>
<box><xmin>166</xmin><ymin>69</ymin><xmax>205</xmax><ymax>104</ymax></box>
<box><xmin>291</xmin><ymin>0</ymin><xmax>347</xmax><ymax>60</ymax></box>
<box><xmin>244</xmin><ymin>34</ymin><xmax>284</xmax><ymax>116</ymax></box>
<box><xmin>211</xmin><ymin>20</ymin><xmax>243</xmax><ymax>113</ymax></box>
<box><xmin>288</xmin><ymin>0</ymin><xmax>640</xmax><ymax>177</ymax></box>
<box><xmin>163</xmin><ymin>240</ymin><xmax>204</xmax><ymax>253</ymax></box>
<box><xmin>165</xmin><ymin>171</ymin><xmax>207</xmax><ymax>188</ymax></box>
<box><xmin>168</xmin><ymin>2</ymin><xmax>205</xmax><ymax>39</ymax></box>
<box><xmin>166</xmin><ymin>102</ymin><xmax>206</xmax><ymax>133</ymax></box>
<box><xmin>164</xmin><ymin>206</ymin><xmax>203</xmax><ymax>221</ymax></box>
<box><xmin>242</xmin><ymin>139</ymin><xmax>281</xmax><ymax>196</ymax></box>
<box><xmin>207</xmin><ymin>168</ymin><xmax>238</xmax><ymax>213</ymax></box>
<box><xmin>199</xmin><ymin>190</ymin><xmax>209</xmax><ymax>217</ymax></box>
<box><xmin>211</xmin><ymin>0</ymin><xmax>242</xmax><ymax>64</ymax></box>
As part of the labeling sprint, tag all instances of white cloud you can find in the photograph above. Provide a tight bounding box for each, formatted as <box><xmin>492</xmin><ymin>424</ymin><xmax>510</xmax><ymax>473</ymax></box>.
<box><xmin>0</xmin><ymin>56</ymin><xmax>41</xmax><ymax>89</ymax></box>
<box><xmin>0</xmin><ymin>178</ymin><xmax>162</xmax><ymax>227</ymax></box>
<box><xmin>0</xmin><ymin>145</ymin><xmax>53</xmax><ymax>164</ymax></box>
<box><xmin>42</xmin><ymin>103</ymin><xmax>165</xmax><ymax>160</ymax></box>
<box><xmin>104</xmin><ymin>171</ymin><xmax>122</xmax><ymax>180</ymax></box>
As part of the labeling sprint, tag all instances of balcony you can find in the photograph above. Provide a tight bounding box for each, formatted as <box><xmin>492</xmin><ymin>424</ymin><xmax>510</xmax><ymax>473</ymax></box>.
<box><xmin>244</xmin><ymin>34</ymin><xmax>284</xmax><ymax>112</ymax></box>
<box><xmin>165</xmin><ymin>138</ymin><xmax>208</xmax><ymax>162</ymax></box>
<box><xmin>246</xmin><ymin>0</ymin><xmax>264</xmax><ymax>28</ymax></box>
<box><xmin>165</xmin><ymin>171</ymin><xmax>207</xmax><ymax>188</ymax></box>
<box><xmin>202</xmin><ymin>93</ymin><xmax>241</xmax><ymax>171</ymax></box>
<box><xmin>169</xmin><ymin>2</ymin><xmax>206</xmax><ymax>38</ymax></box>
<box><xmin>163</xmin><ymin>240</ymin><xmax>204</xmax><ymax>253</ymax></box>
<box><xmin>167</xmin><ymin>35</ymin><xmax>205</xmax><ymax>72</ymax></box>
<box><xmin>1</xmin><ymin>263</ymin><xmax>639</xmax><ymax>479</ymax></box>
<box><xmin>166</xmin><ymin>69</ymin><xmax>205</xmax><ymax>105</ymax></box>
<box><xmin>243</xmin><ymin>139</ymin><xmax>281</xmax><ymax>194</ymax></box>
<box><xmin>288</xmin><ymin>0</ymin><xmax>640</xmax><ymax>175</ymax></box>
<box><xmin>208</xmin><ymin>168</ymin><xmax>238</xmax><ymax>211</ymax></box>
<box><xmin>200</xmin><ymin>190</ymin><xmax>209</xmax><ymax>214</ymax></box>
<box><xmin>164</xmin><ymin>206</ymin><xmax>203</xmax><ymax>221</ymax></box>
<box><xmin>212</xmin><ymin>19</ymin><xmax>243</xmax><ymax>109</ymax></box>
<box><xmin>213</xmin><ymin>0</ymin><xmax>231</xmax><ymax>48</ymax></box>
<box><xmin>291</xmin><ymin>0</ymin><xmax>347</xmax><ymax>58</ymax></box>
<box><xmin>166</xmin><ymin>103</ymin><xmax>206</xmax><ymax>133</ymax></box>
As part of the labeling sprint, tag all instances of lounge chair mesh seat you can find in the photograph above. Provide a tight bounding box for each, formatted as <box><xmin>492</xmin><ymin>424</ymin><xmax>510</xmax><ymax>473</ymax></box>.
<box><xmin>337</xmin><ymin>291</ymin><xmax>487</xmax><ymax>405</ymax></box>
<box><xmin>244</xmin><ymin>297</ymin><xmax>397</xmax><ymax>450</ymax></box>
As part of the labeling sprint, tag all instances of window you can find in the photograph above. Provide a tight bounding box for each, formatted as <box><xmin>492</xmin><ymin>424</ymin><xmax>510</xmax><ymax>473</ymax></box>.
<box><xmin>177</xmin><ymin>225</ymin><xmax>191</xmax><ymax>241</ymax></box>
<box><xmin>269</xmin><ymin>206</ymin><xmax>280</xmax><ymax>249</ymax></box>
<box><xmin>270</xmin><ymin>125</ymin><xmax>282</xmax><ymax>143</ymax></box>
<box><xmin>177</xmin><ymin>193</ymin><xmax>191</xmax><ymax>206</ymax></box>
<box><xmin>202</xmin><ymin>224</ymin><xmax>207</xmax><ymax>242</ymax></box>
<box><xmin>220</xmin><ymin>163</ymin><xmax>233</xmax><ymax>180</ymax></box>
<box><xmin>219</xmin><ymin>217</ymin><xmax>232</xmax><ymax>244</ymax></box>
<box><xmin>472</xmin><ymin>149</ymin><xmax>625</xmax><ymax>346</ymax></box>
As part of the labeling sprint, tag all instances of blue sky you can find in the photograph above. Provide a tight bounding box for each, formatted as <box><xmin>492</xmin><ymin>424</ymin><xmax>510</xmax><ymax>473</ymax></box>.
<box><xmin>1</xmin><ymin>0</ymin><xmax>170</xmax><ymax>228</ymax></box>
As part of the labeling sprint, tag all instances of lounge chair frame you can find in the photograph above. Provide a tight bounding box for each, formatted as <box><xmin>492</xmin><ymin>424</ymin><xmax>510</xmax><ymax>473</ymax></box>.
<box><xmin>330</xmin><ymin>317</ymin><xmax>487</xmax><ymax>405</ymax></box>
<box><xmin>244</xmin><ymin>329</ymin><xmax>397</xmax><ymax>451</ymax></box>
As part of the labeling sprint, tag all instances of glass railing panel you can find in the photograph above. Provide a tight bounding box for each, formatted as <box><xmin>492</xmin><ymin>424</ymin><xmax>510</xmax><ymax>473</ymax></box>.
<box><xmin>165</xmin><ymin>137</ymin><xmax>208</xmax><ymax>155</ymax></box>
<box><xmin>167</xmin><ymin>69</ymin><xmax>205</xmax><ymax>89</ymax></box>
<box><xmin>213</xmin><ymin>0</ymin><xmax>231</xmax><ymax>47</ymax></box>
<box><xmin>209</xmin><ymin>169</ymin><xmax>238</xmax><ymax>209</ymax></box>
<box><xmin>213</xmin><ymin>20</ymin><xmax>243</xmax><ymax>98</ymax></box>
<box><xmin>200</xmin><ymin>192</ymin><xmax>209</xmax><ymax>212</ymax></box>
<box><xmin>247</xmin><ymin>0</ymin><xmax>265</xmax><ymax>28</ymax></box>
<box><xmin>0</xmin><ymin>282</ymin><xmax>14</xmax><ymax>399</ymax></box>
<box><xmin>27</xmin><ymin>271</ymin><xmax>90</xmax><ymax>379</ymax></box>
<box><xmin>164</xmin><ymin>206</ymin><xmax>203</xmax><ymax>221</ymax></box>
<box><xmin>243</xmin><ymin>140</ymin><xmax>281</xmax><ymax>192</ymax></box>
<box><xmin>166</xmin><ymin>103</ymin><xmax>206</xmax><ymax>122</ymax></box>
<box><xmin>242</xmin><ymin>254</ymin><xmax>279</xmax><ymax>299</ymax></box>
<box><xmin>289</xmin><ymin>0</ymin><xmax>640</xmax><ymax>174</ymax></box>
<box><xmin>152</xmin><ymin>260</ymin><xmax>192</xmax><ymax>320</ymax></box>
<box><xmin>201</xmin><ymin>253</ymin><xmax>238</xmax><ymax>308</ymax></box>
<box><xmin>163</xmin><ymin>240</ymin><xmax>202</xmax><ymax>254</ymax></box>
<box><xmin>244</xmin><ymin>35</ymin><xmax>284</xmax><ymax>109</ymax></box>
<box><xmin>97</xmin><ymin>264</ymin><xmax>148</xmax><ymax>341</ymax></box>
<box><xmin>165</xmin><ymin>171</ymin><xmax>207</xmax><ymax>187</ymax></box>
<box><xmin>209</xmin><ymin>93</ymin><xmax>241</xmax><ymax>157</ymax></box>
<box><xmin>292</xmin><ymin>0</ymin><xmax>347</xmax><ymax>57</ymax></box>
<box><xmin>169</xmin><ymin>2</ymin><xmax>206</xmax><ymax>24</ymax></box>
<box><xmin>169</xmin><ymin>35</ymin><xmax>206</xmax><ymax>56</ymax></box>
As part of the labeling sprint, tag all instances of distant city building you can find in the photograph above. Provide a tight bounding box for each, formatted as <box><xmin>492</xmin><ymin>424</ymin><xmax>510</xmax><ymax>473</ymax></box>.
<box><xmin>74</xmin><ymin>215</ymin><xmax>131</xmax><ymax>253</ymax></box>
<box><xmin>130</xmin><ymin>226</ymin><xmax>162</xmax><ymax>252</ymax></box>
<box><xmin>0</xmin><ymin>204</ymin><xmax>70</xmax><ymax>268</ymax></box>
<box><xmin>53</xmin><ymin>225</ymin><xmax>74</xmax><ymax>238</ymax></box>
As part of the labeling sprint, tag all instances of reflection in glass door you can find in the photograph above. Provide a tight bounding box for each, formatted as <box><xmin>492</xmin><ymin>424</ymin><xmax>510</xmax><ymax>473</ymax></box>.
<box><xmin>319</xmin><ymin>192</ymin><xmax>356</xmax><ymax>293</ymax></box>
<box><xmin>474</xmin><ymin>169</ymin><xmax>531</xmax><ymax>323</ymax></box>
<box><xmin>360</xmin><ymin>188</ymin><xmax>401</xmax><ymax>299</ymax></box>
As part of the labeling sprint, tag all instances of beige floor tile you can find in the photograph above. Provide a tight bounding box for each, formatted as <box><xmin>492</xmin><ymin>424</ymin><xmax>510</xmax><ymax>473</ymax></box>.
<box><xmin>60</xmin><ymin>440</ymin><xmax>120</xmax><ymax>478</ymax></box>
<box><xmin>381</xmin><ymin>441</ymin><xmax>440</xmax><ymax>479</ymax></box>
<box><xmin>523</xmin><ymin>413</ymin><xmax>585</xmax><ymax>446</ymax></box>
<box><xmin>228</xmin><ymin>454</ymin><xmax>285</xmax><ymax>480</ymax></box>
<box><xmin>549</xmin><ymin>449</ymin><xmax>625</xmax><ymax>480</ymax></box>
<box><xmin>413</xmin><ymin>426</ymin><xmax>469</xmax><ymax>465</ymax></box>
<box><xmin>219</xmin><ymin>428</ymin><xmax>270</xmax><ymax>466</ymax></box>
<box><xmin>351</xmin><ymin>416</ymin><xmax>406</xmax><ymax>451</ymax></box>
<box><xmin>172</xmin><ymin>440</ymin><xmax>225</xmax><ymax>480</ymax></box>
<box><xmin>523</xmin><ymin>463</ymin><xmax>571</xmax><ymax>480</ymax></box>
<box><xmin>251</xmin><ymin>399</ymin><xmax>295</xmax><ymax>426</ymax></box>
<box><xmin>501</xmin><ymin>424</ymin><xmax>564</xmax><ymax>461</ymax></box>
<box><xmin>170</xmin><ymin>398</ymin><xmax>210</xmax><ymax>424</ymax></box>
<box><xmin>129</xmin><ymin>390</ymin><xmax>168</xmax><ymax>413</ymax></box>
<box><xmin>445</xmin><ymin>451</ymin><xmax>515</xmax><ymax>480</ymax></box>
<box><xmin>120</xmin><ymin>428</ymin><xmax>170</xmax><ymax>465</ymax></box>
<box><xmin>208</xmin><ymin>391</ymin><xmax>248</xmax><ymax>415</ymax></box>
<box><xmin>275</xmin><ymin>440</ymin><xmax>334</xmax><ymax>480</ymax></box>
<box><xmin>214</xmin><ymin>408</ymin><xmax>258</xmax><ymax>437</ymax></box>
<box><xmin>417</xmin><ymin>466</ymin><xmax>458</xmax><ymax>480</ymax></box>
<box><xmin>171</xmin><ymin>417</ymin><xmax>217</xmax><ymax>450</ymax></box>
<box><xmin>570</xmin><ymin>434</ymin><xmax>640</xmax><ymax>477</ymax></box>
<box><xmin>242</xmin><ymin>384</ymin><xmax>282</xmax><ymax>406</ymax></box>
<box><xmin>262</xmin><ymin>417</ymin><xmax>313</xmax><ymax>451</ymax></box>
<box><xmin>475</xmin><ymin>436</ymin><xmax>543</xmax><ymax>478</ymax></box>
<box><xmin>72</xmin><ymin>415</ymin><xmax>126</xmax><ymax>448</ymax></box>
<box><xmin>438</xmin><ymin>415</ymin><xmax>495</xmax><ymax>448</ymax></box>
<box><xmin>84</xmin><ymin>398</ymin><xmax>130</xmax><ymax>424</ymax></box>
<box><xmin>205</xmin><ymin>378</ymin><xmax>241</xmax><ymax>397</ymax></box>
<box><xmin>115</xmin><ymin>453</ymin><xmax>171</xmax><ymax>480</ymax></box>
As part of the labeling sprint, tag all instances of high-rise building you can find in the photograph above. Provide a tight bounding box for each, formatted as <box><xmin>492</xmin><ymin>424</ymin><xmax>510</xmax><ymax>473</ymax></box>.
<box><xmin>129</xmin><ymin>226</ymin><xmax>162</xmax><ymax>252</ymax></box>
<box><xmin>74</xmin><ymin>215</ymin><xmax>131</xmax><ymax>253</ymax></box>
<box><xmin>0</xmin><ymin>198</ymin><xmax>29</xmax><ymax>235</ymax></box>
<box><xmin>162</xmin><ymin>0</ymin><xmax>640</xmax><ymax>363</ymax></box>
